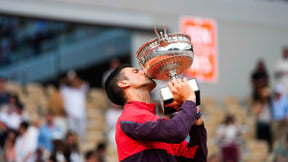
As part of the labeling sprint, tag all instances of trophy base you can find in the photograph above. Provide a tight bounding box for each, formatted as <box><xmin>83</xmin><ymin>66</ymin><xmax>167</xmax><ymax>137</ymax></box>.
<box><xmin>159</xmin><ymin>78</ymin><xmax>200</xmax><ymax>115</ymax></box>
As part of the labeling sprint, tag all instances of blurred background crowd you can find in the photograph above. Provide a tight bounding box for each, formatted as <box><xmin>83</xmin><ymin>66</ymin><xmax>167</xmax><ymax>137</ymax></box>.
<box><xmin>0</xmin><ymin>0</ymin><xmax>288</xmax><ymax>162</ymax></box>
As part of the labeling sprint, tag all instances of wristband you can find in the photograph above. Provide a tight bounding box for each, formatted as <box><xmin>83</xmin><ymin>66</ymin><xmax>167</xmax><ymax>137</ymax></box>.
<box><xmin>196</xmin><ymin>112</ymin><xmax>202</xmax><ymax>120</ymax></box>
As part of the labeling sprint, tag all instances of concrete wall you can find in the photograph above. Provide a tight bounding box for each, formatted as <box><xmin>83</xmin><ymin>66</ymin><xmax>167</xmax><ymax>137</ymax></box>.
<box><xmin>1</xmin><ymin>0</ymin><xmax>288</xmax><ymax>101</ymax></box>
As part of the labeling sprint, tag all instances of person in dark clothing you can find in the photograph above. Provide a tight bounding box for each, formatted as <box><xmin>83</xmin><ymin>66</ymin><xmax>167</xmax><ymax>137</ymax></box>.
<box><xmin>252</xmin><ymin>86</ymin><xmax>273</xmax><ymax>152</ymax></box>
<box><xmin>65</xmin><ymin>131</ymin><xmax>82</xmax><ymax>162</ymax></box>
<box><xmin>104</xmin><ymin>65</ymin><xmax>207</xmax><ymax>162</ymax></box>
<box><xmin>49</xmin><ymin>139</ymin><xmax>70</xmax><ymax>162</ymax></box>
<box><xmin>95</xmin><ymin>142</ymin><xmax>106</xmax><ymax>162</ymax></box>
<box><xmin>250</xmin><ymin>59</ymin><xmax>269</xmax><ymax>102</ymax></box>
<box><xmin>85</xmin><ymin>150</ymin><xmax>98</xmax><ymax>162</ymax></box>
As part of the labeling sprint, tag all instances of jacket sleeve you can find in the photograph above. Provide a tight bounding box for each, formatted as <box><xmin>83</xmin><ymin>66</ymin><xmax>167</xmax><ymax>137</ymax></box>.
<box><xmin>120</xmin><ymin>101</ymin><xmax>197</xmax><ymax>143</ymax></box>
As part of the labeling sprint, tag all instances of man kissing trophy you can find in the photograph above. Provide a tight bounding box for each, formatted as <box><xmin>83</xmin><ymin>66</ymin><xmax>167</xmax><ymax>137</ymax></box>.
<box><xmin>136</xmin><ymin>27</ymin><xmax>200</xmax><ymax>115</ymax></box>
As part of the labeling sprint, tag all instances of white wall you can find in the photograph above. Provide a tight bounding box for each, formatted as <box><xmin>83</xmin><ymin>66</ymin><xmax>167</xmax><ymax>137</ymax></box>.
<box><xmin>207</xmin><ymin>20</ymin><xmax>287</xmax><ymax>100</ymax></box>
<box><xmin>1</xmin><ymin>0</ymin><xmax>288</xmax><ymax>101</ymax></box>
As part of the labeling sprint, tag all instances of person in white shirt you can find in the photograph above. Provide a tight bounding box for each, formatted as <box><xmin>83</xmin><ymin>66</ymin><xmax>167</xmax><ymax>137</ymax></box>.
<box><xmin>15</xmin><ymin>121</ymin><xmax>38</xmax><ymax>162</ymax></box>
<box><xmin>0</xmin><ymin>94</ymin><xmax>28</xmax><ymax>130</ymax></box>
<box><xmin>65</xmin><ymin>131</ymin><xmax>84</xmax><ymax>162</ymax></box>
<box><xmin>275</xmin><ymin>47</ymin><xmax>288</xmax><ymax>94</ymax></box>
<box><xmin>216</xmin><ymin>114</ymin><xmax>242</xmax><ymax>162</ymax></box>
<box><xmin>60</xmin><ymin>71</ymin><xmax>88</xmax><ymax>140</ymax></box>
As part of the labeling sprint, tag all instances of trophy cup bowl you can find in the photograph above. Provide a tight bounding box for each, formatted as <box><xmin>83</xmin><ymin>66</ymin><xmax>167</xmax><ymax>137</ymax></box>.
<box><xmin>136</xmin><ymin>27</ymin><xmax>200</xmax><ymax>115</ymax></box>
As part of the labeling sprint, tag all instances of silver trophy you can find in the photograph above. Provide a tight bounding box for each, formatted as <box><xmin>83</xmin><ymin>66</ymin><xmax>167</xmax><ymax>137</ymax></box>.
<box><xmin>136</xmin><ymin>27</ymin><xmax>200</xmax><ymax>115</ymax></box>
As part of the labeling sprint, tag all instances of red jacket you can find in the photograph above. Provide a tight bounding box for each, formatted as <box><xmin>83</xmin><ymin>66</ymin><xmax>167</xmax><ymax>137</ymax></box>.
<box><xmin>115</xmin><ymin>101</ymin><xmax>207</xmax><ymax>162</ymax></box>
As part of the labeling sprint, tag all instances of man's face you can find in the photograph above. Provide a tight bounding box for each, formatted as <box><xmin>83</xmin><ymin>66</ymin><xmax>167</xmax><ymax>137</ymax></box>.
<box><xmin>121</xmin><ymin>67</ymin><xmax>156</xmax><ymax>90</ymax></box>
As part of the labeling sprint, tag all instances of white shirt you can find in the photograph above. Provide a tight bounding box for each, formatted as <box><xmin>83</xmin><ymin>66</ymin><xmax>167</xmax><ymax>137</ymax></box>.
<box><xmin>61</xmin><ymin>84</ymin><xmax>88</xmax><ymax>118</ymax></box>
<box><xmin>15</xmin><ymin>127</ymin><xmax>39</xmax><ymax>162</ymax></box>
<box><xmin>1</xmin><ymin>112</ymin><xmax>22</xmax><ymax>129</ymax></box>
<box><xmin>0</xmin><ymin>106</ymin><xmax>29</xmax><ymax>130</ymax></box>
<box><xmin>217</xmin><ymin>124</ymin><xmax>241</xmax><ymax>147</ymax></box>
<box><xmin>70</xmin><ymin>151</ymin><xmax>84</xmax><ymax>162</ymax></box>
<box><xmin>258</xmin><ymin>104</ymin><xmax>272</xmax><ymax>123</ymax></box>
<box><xmin>275</xmin><ymin>59</ymin><xmax>288</xmax><ymax>93</ymax></box>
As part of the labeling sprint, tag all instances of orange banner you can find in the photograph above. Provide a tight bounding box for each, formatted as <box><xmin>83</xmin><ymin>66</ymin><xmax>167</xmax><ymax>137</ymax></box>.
<box><xmin>180</xmin><ymin>17</ymin><xmax>218</xmax><ymax>82</ymax></box>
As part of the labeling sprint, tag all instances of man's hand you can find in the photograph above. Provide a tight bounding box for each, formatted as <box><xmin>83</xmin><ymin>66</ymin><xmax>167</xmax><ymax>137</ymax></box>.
<box><xmin>165</xmin><ymin>78</ymin><xmax>196</xmax><ymax>108</ymax></box>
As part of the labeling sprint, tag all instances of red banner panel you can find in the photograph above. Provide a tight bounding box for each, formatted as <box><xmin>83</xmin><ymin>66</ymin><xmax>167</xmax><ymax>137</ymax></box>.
<box><xmin>180</xmin><ymin>17</ymin><xmax>218</xmax><ymax>83</ymax></box>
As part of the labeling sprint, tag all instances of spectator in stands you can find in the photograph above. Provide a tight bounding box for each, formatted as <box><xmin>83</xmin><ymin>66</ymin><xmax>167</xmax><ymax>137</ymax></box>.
<box><xmin>47</xmin><ymin>77</ymin><xmax>68</xmax><ymax>135</ymax></box>
<box><xmin>34</xmin><ymin>148</ymin><xmax>45</xmax><ymax>162</ymax></box>
<box><xmin>15</xmin><ymin>121</ymin><xmax>38</xmax><ymax>162</ymax></box>
<box><xmin>271</xmin><ymin>84</ymin><xmax>288</xmax><ymax>143</ymax></box>
<box><xmin>85</xmin><ymin>150</ymin><xmax>98</xmax><ymax>162</ymax></box>
<box><xmin>274</xmin><ymin>133</ymin><xmax>288</xmax><ymax>162</ymax></box>
<box><xmin>49</xmin><ymin>139</ymin><xmax>70</xmax><ymax>162</ymax></box>
<box><xmin>95</xmin><ymin>142</ymin><xmax>106</xmax><ymax>162</ymax></box>
<box><xmin>253</xmin><ymin>86</ymin><xmax>273</xmax><ymax>151</ymax></box>
<box><xmin>0</xmin><ymin>77</ymin><xmax>10</xmax><ymax>107</ymax></box>
<box><xmin>216</xmin><ymin>114</ymin><xmax>242</xmax><ymax>162</ymax></box>
<box><xmin>37</xmin><ymin>111</ymin><xmax>63</xmax><ymax>154</ymax></box>
<box><xmin>60</xmin><ymin>71</ymin><xmax>88</xmax><ymax>140</ymax></box>
<box><xmin>2</xmin><ymin>130</ymin><xmax>17</xmax><ymax>162</ymax></box>
<box><xmin>65</xmin><ymin>131</ymin><xmax>83</xmax><ymax>162</ymax></box>
<box><xmin>0</xmin><ymin>94</ymin><xmax>28</xmax><ymax>130</ymax></box>
<box><xmin>250</xmin><ymin>59</ymin><xmax>269</xmax><ymax>102</ymax></box>
<box><xmin>105</xmin><ymin>103</ymin><xmax>122</xmax><ymax>147</ymax></box>
<box><xmin>275</xmin><ymin>47</ymin><xmax>288</xmax><ymax>94</ymax></box>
